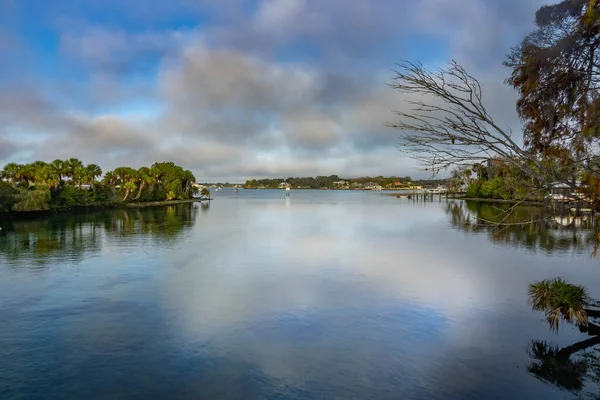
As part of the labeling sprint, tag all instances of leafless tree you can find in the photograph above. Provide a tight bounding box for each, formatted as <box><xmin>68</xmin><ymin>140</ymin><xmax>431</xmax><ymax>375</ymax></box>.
<box><xmin>385</xmin><ymin>60</ymin><xmax>600</xmax><ymax>238</ymax></box>
<box><xmin>386</xmin><ymin>61</ymin><xmax>552</xmax><ymax>184</ymax></box>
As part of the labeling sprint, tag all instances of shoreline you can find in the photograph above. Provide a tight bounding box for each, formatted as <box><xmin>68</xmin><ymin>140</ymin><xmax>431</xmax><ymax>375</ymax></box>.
<box><xmin>122</xmin><ymin>198</ymin><xmax>211</xmax><ymax>208</ymax></box>
<box><xmin>386</xmin><ymin>192</ymin><xmax>545</xmax><ymax>206</ymax></box>
<box><xmin>449</xmin><ymin>197</ymin><xmax>545</xmax><ymax>206</ymax></box>
<box><xmin>0</xmin><ymin>198</ymin><xmax>211</xmax><ymax>221</ymax></box>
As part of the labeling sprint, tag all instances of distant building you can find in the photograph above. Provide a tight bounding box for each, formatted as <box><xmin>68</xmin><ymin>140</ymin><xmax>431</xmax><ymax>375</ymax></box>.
<box><xmin>333</xmin><ymin>180</ymin><xmax>347</xmax><ymax>187</ymax></box>
<box><xmin>364</xmin><ymin>182</ymin><xmax>383</xmax><ymax>190</ymax></box>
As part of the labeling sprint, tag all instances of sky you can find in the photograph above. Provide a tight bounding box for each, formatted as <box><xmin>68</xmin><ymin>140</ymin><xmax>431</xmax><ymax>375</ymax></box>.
<box><xmin>0</xmin><ymin>0</ymin><xmax>549</xmax><ymax>182</ymax></box>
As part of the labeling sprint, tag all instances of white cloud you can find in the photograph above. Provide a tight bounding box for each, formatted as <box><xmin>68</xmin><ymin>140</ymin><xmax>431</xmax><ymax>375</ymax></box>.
<box><xmin>0</xmin><ymin>0</ymin><xmax>545</xmax><ymax>180</ymax></box>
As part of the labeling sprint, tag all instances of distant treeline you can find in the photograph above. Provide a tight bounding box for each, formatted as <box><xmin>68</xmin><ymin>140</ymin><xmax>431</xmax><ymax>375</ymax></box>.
<box><xmin>0</xmin><ymin>158</ymin><xmax>201</xmax><ymax>213</ymax></box>
<box><xmin>244</xmin><ymin>175</ymin><xmax>446</xmax><ymax>189</ymax></box>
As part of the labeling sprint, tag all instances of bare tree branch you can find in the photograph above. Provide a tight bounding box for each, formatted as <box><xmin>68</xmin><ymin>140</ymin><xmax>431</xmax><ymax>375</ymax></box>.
<box><xmin>387</xmin><ymin>61</ymin><xmax>552</xmax><ymax>183</ymax></box>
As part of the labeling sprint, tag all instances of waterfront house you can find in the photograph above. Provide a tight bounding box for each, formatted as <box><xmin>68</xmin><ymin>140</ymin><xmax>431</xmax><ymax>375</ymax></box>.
<box><xmin>547</xmin><ymin>181</ymin><xmax>587</xmax><ymax>201</ymax></box>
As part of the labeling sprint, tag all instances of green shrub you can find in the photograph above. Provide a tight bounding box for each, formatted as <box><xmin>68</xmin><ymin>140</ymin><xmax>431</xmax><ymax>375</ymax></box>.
<box><xmin>92</xmin><ymin>183</ymin><xmax>115</xmax><ymax>203</ymax></box>
<box><xmin>12</xmin><ymin>187</ymin><xmax>51</xmax><ymax>211</ymax></box>
<box><xmin>465</xmin><ymin>183</ymin><xmax>481</xmax><ymax>198</ymax></box>
<box><xmin>0</xmin><ymin>181</ymin><xmax>17</xmax><ymax>212</ymax></box>
<box><xmin>51</xmin><ymin>185</ymin><xmax>93</xmax><ymax>208</ymax></box>
<box><xmin>479</xmin><ymin>177</ymin><xmax>506</xmax><ymax>199</ymax></box>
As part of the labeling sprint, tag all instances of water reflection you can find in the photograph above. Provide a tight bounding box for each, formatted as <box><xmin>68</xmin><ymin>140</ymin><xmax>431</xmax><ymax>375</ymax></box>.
<box><xmin>4</xmin><ymin>194</ymin><xmax>600</xmax><ymax>399</ymax></box>
<box><xmin>450</xmin><ymin>200</ymin><xmax>600</xmax><ymax>395</ymax></box>
<box><xmin>200</xmin><ymin>201</ymin><xmax>210</xmax><ymax>213</ymax></box>
<box><xmin>445</xmin><ymin>200</ymin><xmax>599</xmax><ymax>255</ymax></box>
<box><xmin>0</xmin><ymin>203</ymin><xmax>198</xmax><ymax>267</ymax></box>
<box><xmin>527</xmin><ymin>337</ymin><xmax>600</xmax><ymax>394</ymax></box>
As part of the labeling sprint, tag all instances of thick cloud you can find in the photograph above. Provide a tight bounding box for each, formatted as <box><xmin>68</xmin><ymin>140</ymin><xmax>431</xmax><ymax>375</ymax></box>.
<box><xmin>0</xmin><ymin>0</ymin><xmax>546</xmax><ymax>180</ymax></box>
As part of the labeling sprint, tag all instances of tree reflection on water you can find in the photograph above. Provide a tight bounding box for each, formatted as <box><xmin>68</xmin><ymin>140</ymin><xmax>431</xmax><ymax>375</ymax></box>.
<box><xmin>0</xmin><ymin>203</ymin><xmax>198</xmax><ymax>267</ymax></box>
<box><xmin>445</xmin><ymin>200</ymin><xmax>599</xmax><ymax>255</ymax></box>
<box><xmin>446</xmin><ymin>200</ymin><xmax>600</xmax><ymax>397</ymax></box>
<box><xmin>527</xmin><ymin>338</ymin><xmax>600</xmax><ymax>395</ymax></box>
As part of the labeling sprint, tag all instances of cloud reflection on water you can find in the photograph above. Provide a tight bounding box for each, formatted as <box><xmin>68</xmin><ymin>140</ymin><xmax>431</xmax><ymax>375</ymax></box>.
<box><xmin>3</xmin><ymin>192</ymin><xmax>600</xmax><ymax>398</ymax></box>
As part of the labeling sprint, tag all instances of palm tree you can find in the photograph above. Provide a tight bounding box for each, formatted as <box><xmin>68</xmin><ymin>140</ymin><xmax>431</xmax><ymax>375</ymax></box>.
<box><xmin>67</xmin><ymin>158</ymin><xmax>83</xmax><ymax>186</ymax></box>
<box><xmin>122</xmin><ymin>181</ymin><xmax>137</xmax><ymax>201</ymax></box>
<box><xmin>182</xmin><ymin>170</ymin><xmax>195</xmax><ymax>198</ymax></box>
<box><xmin>15</xmin><ymin>164</ymin><xmax>30</xmax><ymax>185</ymax></box>
<box><xmin>74</xmin><ymin>166</ymin><xmax>87</xmax><ymax>189</ymax></box>
<box><xmin>29</xmin><ymin>161</ymin><xmax>48</xmax><ymax>184</ymax></box>
<box><xmin>51</xmin><ymin>159</ymin><xmax>66</xmax><ymax>184</ymax></box>
<box><xmin>1</xmin><ymin>163</ymin><xmax>22</xmax><ymax>184</ymax></box>
<box><xmin>19</xmin><ymin>163</ymin><xmax>38</xmax><ymax>186</ymax></box>
<box><xmin>103</xmin><ymin>171</ymin><xmax>118</xmax><ymax>196</ymax></box>
<box><xmin>529</xmin><ymin>278</ymin><xmax>592</xmax><ymax>332</ymax></box>
<box><xmin>133</xmin><ymin>167</ymin><xmax>153</xmax><ymax>201</ymax></box>
<box><xmin>114</xmin><ymin>167</ymin><xmax>138</xmax><ymax>201</ymax></box>
<box><xmin>86</xmin><ymin>164</ymin><xmax>102</xmax><ymax>194</ymax></box>
<box><xmin>201</xmin><ymin>187</ymin><xmax>210</xmax><ymax>199</ymax></box>
<box><xmin>38</xmin><ymin>164</ymin><xmax>60</xmax><ymax>189</ymax></box>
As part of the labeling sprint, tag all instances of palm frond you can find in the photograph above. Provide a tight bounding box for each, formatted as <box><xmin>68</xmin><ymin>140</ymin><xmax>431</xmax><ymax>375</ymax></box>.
<box><xmin>529</xmin><ymin>278</ymin><xmax>593</xmax><ymax>332</ymax></box>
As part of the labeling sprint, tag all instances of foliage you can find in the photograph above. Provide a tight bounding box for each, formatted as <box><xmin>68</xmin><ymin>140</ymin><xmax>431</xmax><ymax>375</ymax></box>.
<box><xmin>389</xmin><ymin>1</ymin><xmax>600</xmax><ymax>193</ymax></box>
<box><xmin>465</xmin><ymin>183</ymin><xmax>481</xmax><ymax>198</ymax></box>
<box><xmin>51</xmin><ymin>185</ymin><xmax>93</xmax><ymax>208</ymax></box>
<box><xmin>103</xmin><ymin>162</ymin><xmax>196</xmax><ymax>202</ymax></box>
<box><xmin>243</xmin><ymin>175</ymin><xmax>440</xmax><ymax>189</ymax></box>
<box><xmin>462</xmin><ymin>158</ymin><xmax>544</xmax><ymax>200</ymax></box>
<box><xmin>480</xmin><ymin>177</ymin><xmax>506</xmax><ymax>199</ymax></box>
<box><xmin>12</xmin><ymin>186</ymin><xmax>51</xmax><ymax>211</ymax></box>
<box><xmin>0</xmin><ymin>158</ymin><xmax>197</xmax><ymax>213</ymax></box>
<box><xmin>465</xmin><ymin>178</ymin><xmax>507</xmax><ymax>199</ymax></box>
<box><xmin>0</xmin><ymin>181</ymin><xmax>17</xmax><ymax>212</ymax></box>
<box><xmin>529</xmin><ymin>278</ymin><xmax>592</xmax><ymax>332</ymax></box>
<box><xmin>505</xmin><ymin>0</ymin><xmax>600</xmax><ymax>158</ymax></box>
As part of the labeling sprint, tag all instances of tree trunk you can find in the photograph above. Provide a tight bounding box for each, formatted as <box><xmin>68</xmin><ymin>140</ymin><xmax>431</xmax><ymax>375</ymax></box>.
<box><xmin>123</xmin><ymin>190</ymin><xmax>131</xmax><ymax>201</ymax></box>
<box><xmin>133</xmin><ymin>183</ymin><xmax>145</xmax><ymax>201</ymax></box>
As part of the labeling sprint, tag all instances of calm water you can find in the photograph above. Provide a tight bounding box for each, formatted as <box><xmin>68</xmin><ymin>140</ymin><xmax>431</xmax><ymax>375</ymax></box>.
<box><xmin>2</xmin><ymin>189</ymin><xmax>600</xmax><ymax>399</ymax></box>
